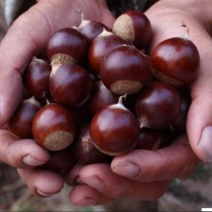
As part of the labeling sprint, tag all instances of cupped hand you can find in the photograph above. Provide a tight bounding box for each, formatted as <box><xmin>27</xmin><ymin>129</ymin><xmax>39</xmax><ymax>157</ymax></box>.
<box><xmin>145</xmin><ymin>0</ymin><xmax>212</xmax><ymax>163</ymax></box>
<box><xmin>65</xmin><ymin>136</ymin><xmax>197</xmax><ymax>206</ymax></box>
<box><xmin>64</xmin><ymin>0</ymin><xmax>212</xmax><ymax>206</ymax></box>
<box><xmin>0</xmin><ymin>0</ymin><xmax>114</xmax><ymax>196</ymax></box>
<box><xmin>4</xmin><ymin>0</ymin><xmax>210</xmax><ymax>205</ymax></box>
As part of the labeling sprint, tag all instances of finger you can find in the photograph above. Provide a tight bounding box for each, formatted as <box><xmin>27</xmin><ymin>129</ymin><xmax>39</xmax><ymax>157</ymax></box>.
<box><xmin>146</xmin><ymin>5</ymin><xmax>212</xmax><ymax>163</ymax></box>
<box><xmin>186</xmin><ymin>38</ymin><xmax>212</xmax><ymax>163</ymax></box>
<box><xmin>70</xmin><ymin>184</ymin><xmax>113</xmax><ymax>206</ymax></box>
<box><xmin>0</xmin><ymin>71</ymin><xmax>24</xmax><ymax>126</ymax></box>
<box><xmin>64</xmin><ymin>163</ymin><xmax>84</xmax><ymax>186</ymax></box>
<box><xmin>187</xmin><ymin>95</ymin><xmax>212</xmax><ymax>162</ymax></box>
<box><xmin>74</xmin><ymin>164</ymin><xmax>170</xmax><ymax>201</ymax></box>
<box><xmin>0</xmin><ymin>6</ymin><xmax>51</xmax><ymax>126</ymax></box>
<box><xmin>0</xmin><ymin>129</ymin><xmax>49</xmax><ymax>168</ymax></box>
<box><xmin>111</xmin><ymin>136</ymin><xmax>198</xmax><ymax>182</ymax></box>
<box><xmin>17</xmin><ymin>168</ymin><xmax>64</xmax><ymax>197</ymax></box>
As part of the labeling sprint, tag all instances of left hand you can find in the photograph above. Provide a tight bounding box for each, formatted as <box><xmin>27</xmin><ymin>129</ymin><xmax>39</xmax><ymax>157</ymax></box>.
<box><xmin>64</xmin><ymin>136</ymin><xmax>198</xmax><ymax>206</ymax></box>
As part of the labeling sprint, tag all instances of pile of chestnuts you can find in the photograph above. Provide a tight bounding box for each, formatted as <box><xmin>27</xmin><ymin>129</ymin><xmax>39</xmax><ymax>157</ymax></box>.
<box><xmin>7</xmin><ymin>10</ymin><xmax>199</xmax><ymax>173</ymax></box>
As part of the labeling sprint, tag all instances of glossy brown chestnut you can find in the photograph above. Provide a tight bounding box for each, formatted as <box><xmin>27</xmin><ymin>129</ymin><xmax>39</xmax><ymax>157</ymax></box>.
<box><xmin>88</xmin><ymin>80</ymin><xmax>119</xmax><ymax>115</ymax></box>
<box><xmin>89</xmin><ymin>97</ymin><xmax>140</xmax><ymax>156</ymax></box>
<box><xmin>150</xmin><ymin>37</ymin><xmax>200</xmax><ymax>86</ymax></box>
<box><xmin>88</xmin><ymin>30</ymin><xmax>126</xmax><ymax>75</ymax></box>
<box><xmin>173</xmin><ymin>87</ymin><xmax>191</xmax><ymax>134</ymax></box>
<box><xmin>112</xmin><ymin>10</ymin><xmax>153</xmax><ymax>50</ymax></box>
<box><xmin>8</xmin><ymin>97</ymin><xmax>41</xmax><ymax>139</ymax></box>
<box><xmin>49</xmin><ymin>64</ymin><xmax>93</xmax><ymax>107</ymax></box>
<box><xmin>135</xmin><ymin>81</ymin><xmax>181</xmax><ymax>129</ymax></box>
<box><xmin>73</xmin><ymin>124</ymin><xmax>111</xmax><ymax>165</ymax></box>
<box><xmin>46</xmin><ymin>27</ymin><xmax>88</xmax><ymax>65</ymax></box>
<box><xmin>78</xmin><ymin>20</ymin><xmax>110</xmax><ymax>44</ymax></box>
<box><xmin>23</xmin><ymin>57</ymin><xmax>51</xmax><ymax>98</ymax></box>
<box><xmin>41</xmin><ymin>147</ymin><xmax>75</xmax><ymax>174</ymax></box>
<box><xmin>136</xmin><ymin>127</ymin><xmax>175</xmax><ymax>150</ymax></box>
<box><xmin>69</xmin><ymin>101</ymin><xmax>92</xmax><ymax>128</ymax></box>
<box><xmin>32</xmin><ymin>103</ymin><xmax>76</xmax><ymax>151</ymax></box>
<box><xmin>100</xmin><ymin>45</ymin><xmax>152</xmax><ymax>95</ymax></box>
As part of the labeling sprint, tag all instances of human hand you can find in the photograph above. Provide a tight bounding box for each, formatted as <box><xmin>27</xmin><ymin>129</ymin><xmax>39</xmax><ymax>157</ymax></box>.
<box><xmin>64</xmin><ymin>136</ymin><xmax>197</xmax><ymax>206</ymax></box>
<box><xmin>145</xmin><ymin>0</ymin><xmax>212</xmax><ymax>163</ymax></box>
<box><xmin>0</xmin><ymin>0</ymin><xmax>114</xmax><ymax>196</ymax></box>
<box><xmin>62</xmin><ymin>0</ymin><xmax>212</xmax><ymax>206</ymax></box>
<box><xmin>6</xmin><ymin>0</ymin><xmax>210</xmax><ymax>205</ymax></box>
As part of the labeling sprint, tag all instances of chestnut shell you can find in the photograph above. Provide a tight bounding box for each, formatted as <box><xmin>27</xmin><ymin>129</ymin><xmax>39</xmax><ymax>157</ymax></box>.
<box><xmin>8</xmin><ymin>97</ymin><xmax>41</xmax><ymax>139</ymax></box>
<box><xmin>100</xmin><ymin>45</ymin><xmax>152</xmax><ymax>94</ymax></box>
<box><xmin>46</xmin><ymin>27</ymin><xmax>88</xmax><ymax>64</ymax></box>
<box><xmin>151</xmin><ymin>37</ymin><xmax>200</xmax><ymax>86</ymax></box>
<box><xmin>49</xmin><ymin>64</ymin><xmax>93</xmax><ymax>107</ymax></box>
<box><xmin>135</xmin><ymin>81</ymin><xmax>181</xmax><ymax>129</ymax></box>
<box><xmin>32</xmin><ymin>103</ymin><xmax>76</xmax><ymax>151</ymax></box>
<box><xmin>112</xmin><ymin>10</ymin><xmax>153</xmax><ymax>50</ymax></box>
<box><xmin>89</xmin><ymin>103</ymin><xmax>140</xmax><ymax>156</ymax></box>
<box><xmin>88</xmin><ymin>31</ymin><xmax>126</xmax><ymax>75</ymax></box>
<box><xmin>23</xmin><ymin>57</ymin><xmax>51</xmax><ymax>98</ymax></box>
<box><xmin>73</xmin><ymin>124</ymin><xmax>111</xmax><ymax>165</ymax></box>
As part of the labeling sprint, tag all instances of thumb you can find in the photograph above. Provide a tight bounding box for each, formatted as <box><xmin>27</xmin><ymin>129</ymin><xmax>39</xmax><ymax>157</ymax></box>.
<box><xmin>0</xmin><ymin>9</ymin><xmax>49</xmax><ymax>126</ymax></box>
<box><xmin>187</xmin><ymin>36</ymin><xmax>212</xmax><ymax>163</ymax></box>
<box><xmin>188</xmin><ymin>96</ymin><xmax>212</xmax><ymax>162</ymax></box>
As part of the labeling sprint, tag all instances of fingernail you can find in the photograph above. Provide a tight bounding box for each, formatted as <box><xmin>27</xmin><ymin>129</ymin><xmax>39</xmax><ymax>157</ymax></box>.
<box><xmin>75</xmin><ymin>177</ymin><xmax>85</xmax><ymax>185</ymax></box>
<box><xmin>77</xmin><ymin>197</ymin><xmax>96</xmax><ymax>206</ymax></box>
<box><xmin>80</xmin><ymin>176</ymin><xmax>105</xmax><ymax>192</ymax></box>
<box><xmin>22</xmin><ymin>154</ymin><xmax>47</xmax><ymax>167</ymax></box>
<box><xmin>199</xmin><ymin>126</ymin><xmax>212</xmax><ymax>162</ymax></box>
<box><xmin>112</xmin><ymin>161</ymin><xmax>139</xmax><ymax>178</ymax></box>
<box><xmin>36</xmin><ymin>188</ymin><xmax>55</xmax><ymax>197</ymax></box>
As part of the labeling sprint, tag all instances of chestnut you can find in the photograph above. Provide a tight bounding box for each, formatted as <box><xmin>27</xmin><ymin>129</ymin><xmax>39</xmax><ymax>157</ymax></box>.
<box><xmin>7</xmin><ymin>97</ymin><xmax>41</xmax><ymax>139</ymax></box>
<box><xmin>100</xmin><ymin>45</ymin><xmax>152</xmax><ymax>95</ymax></box>
<box><xmin>46</xmin><ymin>27</ymin><xmax>88</xmax><ymax>66</ymax></box>
<box><xmin>32</xmin><ymin>103</ymin><xmax>76</xmax><ymax>151</ymax></box>
<box><xmin>87</xmin><ymin>80</ymin><xmax>119</xmax><ymax>115</ymax></box>
<box><xmin>72</xmin><ymin>124</ymin><xmax>111</xmax><ymax>165</ymax></box>
<box><xmin>136</xmin><ymin>127</ymin><xmax>175</xmax><ymax>150</ymax></box>
<box><xmin>173</xmin><ymin>87</ymin><xmax>191</xmax><ymax>134</ymax></box>
<box><xmin>150</xmin><ymin>37</ymin><xmax>200</xmax><ymax>86</ymax></box>
<box><xmin>112</xmin><ymin>10</ymin><xmax>153</xmax><ymax>50</ymax></box>
<box><xmin>49</xmin><ymin>63</ymin><xmax>93</xmax><ymax>107</ymax></box>
<box><xmin>135</xmin><ymin>81</ymin><xmax>181</xmax><ymax>129</ymax></box>
<box><xmin>136</xmin><ymin>128</ymin><xmax>163</xmax><ymax>150</ymax></box>
<box><xmin>23</xmin><ymin>57</ymin><xmax>51</xmax><ymax>98</ymax></box>
<box><xmin>41</xmin><ymin>147</ymin><xmax>75</xmax><ymax>174</ymax></box>
<box><xmin>88</xmin><ymin>30</ymin><xmax>126</xmax><ymax>75</ymax></box>
<box><xmin>78</xmin><ymin>19</ymin><xmax>110</xmax><ymax>44</ymax></box>
<box><xmin>89</xmin><ymin>96</ymin><xmax>140</xmax><ymax>156</ymax></box>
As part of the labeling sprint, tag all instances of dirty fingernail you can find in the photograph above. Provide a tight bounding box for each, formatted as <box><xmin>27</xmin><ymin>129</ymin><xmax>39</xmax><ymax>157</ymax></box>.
<box><xmin>199</xmin><ymin>126</ymin><xmax>212</xmax><ymax>162</ymax></box>
<box><xmin>36</xmin><ymin>188</ymin><xmax>56</xmax><ymax>197</ymax></box>
<box><xmin>77</xmin><ymin>197</ymin><xmax>96</xmax><ymax>206</ymax></box>
<box><xmin>81</xmin><ymin>177</ymin><xmax>105</xmax><ymax>192</ymax></box>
